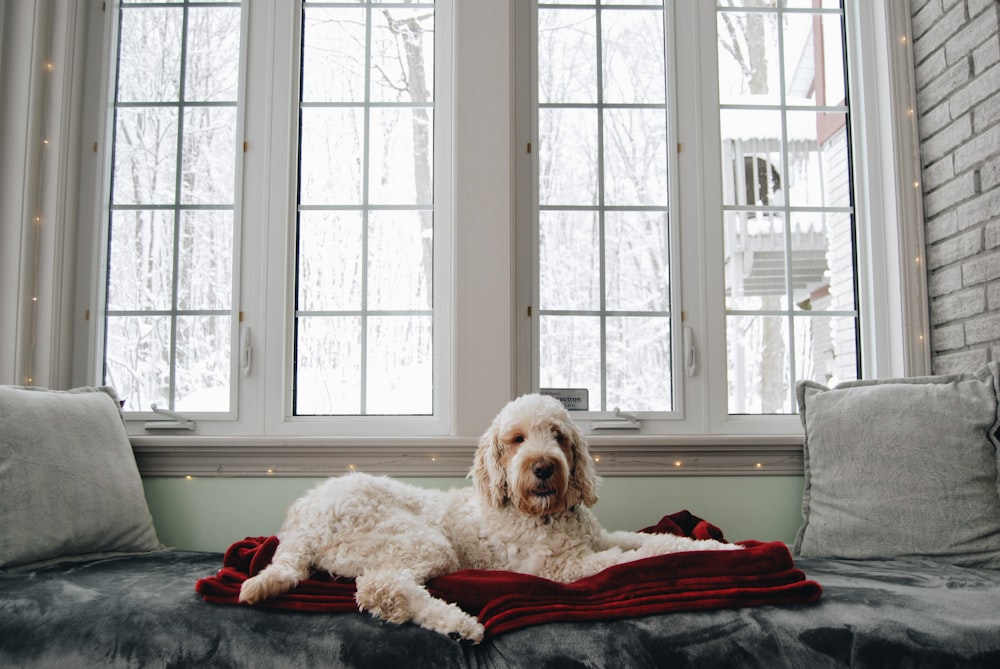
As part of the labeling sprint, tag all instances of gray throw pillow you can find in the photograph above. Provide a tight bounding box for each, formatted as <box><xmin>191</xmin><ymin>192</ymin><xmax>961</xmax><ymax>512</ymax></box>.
<box><xmin>0</xmin><ymin>385</ymin><xmax>164</xmax><ymax>571</ymax></box>
<box><xmin>794</xmin><ymin>362</ymin><xmax>1000</xmax><ymax>569</ymax></box>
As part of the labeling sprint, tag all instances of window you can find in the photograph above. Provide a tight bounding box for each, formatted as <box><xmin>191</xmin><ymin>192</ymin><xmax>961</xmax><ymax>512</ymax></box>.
<box><xmin>294</xmin><ymin>2</ymin><xmax>436</xmax><ymax>416</ymax></box>
<box><xmin>516</xmin><ymin>0</ymin><xmax>898</xmax><ymax>434</ymax></box>
<box><xmin>533</xmin><ymin>1</ymin><xmax>675</xmax><ymax>414</ymax></box>
<box><xmin>103</xmin><ymin>0</ymin><xmax>242</xmax><ymax>414</ymax></box>
<box><xmin>97</xmin><ymin>0</ymin><xmax>448</xmax><ymax>428</ymax></box>
<box><xmin>79</xmin><ymin>0</ymin><xmax>924</xmax><ymax>465</ymax></box>
<box><xmin>717</xmin><ymin>1</ymin><xmax>858</xmax><ymax>415</ymax></box>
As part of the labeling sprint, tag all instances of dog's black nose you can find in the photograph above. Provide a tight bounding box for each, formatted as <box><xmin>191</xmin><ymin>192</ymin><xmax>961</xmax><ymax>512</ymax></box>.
<box><xmin>533</xmin><ymin>461</ymin><xmax>554</xmax><ymax>480</ymax></box>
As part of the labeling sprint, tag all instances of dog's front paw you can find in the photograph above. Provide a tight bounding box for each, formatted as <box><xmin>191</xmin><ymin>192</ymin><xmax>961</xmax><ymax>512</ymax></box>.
<box><xmin>451</xmin><ymin>620</ymin><xmax>485</xmax><ymax>644</ymax></box>
<box><xmin>240</xmin><ymin>568</ymin><xmax>301</xmax><ymax>604</ymax></box>
<box><xmin>239</xmin><ymin>576</ymin><xmax>264</xmax><ymax>604</ymax></box>
<box><xmin>436</xmin><ymin>609</ymin><xmax>485</xmax><ymax>643</ymax></box>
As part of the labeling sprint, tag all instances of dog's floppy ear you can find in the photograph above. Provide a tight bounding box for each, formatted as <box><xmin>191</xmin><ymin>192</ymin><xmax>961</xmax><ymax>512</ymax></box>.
<box><xmin>565</xmin><ymin>421</ymin><xmax>599</xmax><ymax>508</ymax></box>
<box><xmin>471</xmin><ymin>422</ymin><xmax>508</xmax><ymax>509</ymax></box>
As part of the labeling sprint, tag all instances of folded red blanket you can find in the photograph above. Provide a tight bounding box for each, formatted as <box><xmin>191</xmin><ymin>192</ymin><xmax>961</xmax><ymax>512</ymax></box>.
<box><xmin>195</xmin><ymin>510</ymin><xmax>821</xmax><ymax>638</ymax></box>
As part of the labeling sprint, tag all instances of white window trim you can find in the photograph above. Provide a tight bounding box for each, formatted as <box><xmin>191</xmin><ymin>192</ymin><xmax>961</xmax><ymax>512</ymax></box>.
<box><xmin>517</xmin><ymin>0</ymin><xmax>929</xmax><ymax>440</ymax></box>
<box><xmin>251</xmin><ymin>1</ymin><xmax>458</xmax><ymax>438</ymax></box>
<box><xmin>54</xmin><ymin>0</ymin><xmax>925</xmax><ymax>477</ymax></box>
<box><xmin>698</xmin><ymin>0</ymin><xmax>930</xmax><ymax>437</ymax></box>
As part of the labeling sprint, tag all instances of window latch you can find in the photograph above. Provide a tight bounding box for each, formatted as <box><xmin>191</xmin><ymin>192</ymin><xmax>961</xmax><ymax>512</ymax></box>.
<box><xmin>240</xmin><ymin>324</ymin><xmax>252</xmax><ymax>377</ymax></box>
<box><xmin>684</xmin><ymin>325</ymin><xmax>697</xmax><ymax>377</ymax></box>
<box><xmin>591</xmin><ymin>408</ymin><xmax>641</xmax><ymax>430</ymax></box>
<box><xmin>144</xmin><ymin>404</ymin><xmax>196</xmax><ymax>431</ymax></box>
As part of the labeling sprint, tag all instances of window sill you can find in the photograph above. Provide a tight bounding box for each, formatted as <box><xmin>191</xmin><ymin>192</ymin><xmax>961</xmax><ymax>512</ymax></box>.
<box><xmin>131</xmin><ymin>434</ymin><xmax>804</xmax><ymax>478</ymax></box>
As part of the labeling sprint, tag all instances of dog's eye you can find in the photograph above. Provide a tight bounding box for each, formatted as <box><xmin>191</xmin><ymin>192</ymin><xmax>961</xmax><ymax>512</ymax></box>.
<box><xmin>511</xmin><ymin>434</ymin><xmax>525</xmax><ymax>444</ymax></box>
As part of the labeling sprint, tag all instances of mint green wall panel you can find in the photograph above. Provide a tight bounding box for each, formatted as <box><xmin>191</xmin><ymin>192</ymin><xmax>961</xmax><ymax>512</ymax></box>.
<box><xmin>143</xmin><ymin>476</ymin><xmax>804</xmax><ymax>553</ymax></box>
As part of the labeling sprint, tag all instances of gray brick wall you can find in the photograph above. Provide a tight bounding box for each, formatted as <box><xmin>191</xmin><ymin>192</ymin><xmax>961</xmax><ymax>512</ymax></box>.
<box><xmin>911</xmin><ymin>0</ymin><xmax>1000</xmax><ymax>374</ymax></box>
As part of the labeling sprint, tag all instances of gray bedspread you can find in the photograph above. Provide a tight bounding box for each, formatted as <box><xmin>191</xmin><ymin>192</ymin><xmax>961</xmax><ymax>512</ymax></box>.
<box><xmin>1</xmin><ymin>550</ymin><xmax>999</xmax><ymax>668</ymax></box>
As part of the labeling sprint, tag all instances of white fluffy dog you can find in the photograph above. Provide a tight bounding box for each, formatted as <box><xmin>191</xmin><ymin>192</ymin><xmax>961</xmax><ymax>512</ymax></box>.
<box><xmin>239</xmin><ymin>394</ymin><xmax>740</xmax><ymax>641</ymax></box>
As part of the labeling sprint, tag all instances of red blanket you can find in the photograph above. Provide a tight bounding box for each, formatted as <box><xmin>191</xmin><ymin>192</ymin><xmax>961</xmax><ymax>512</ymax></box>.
<box><xmin>195</xmin><ymin>510</ymin><xmax>821</xmax><ymax>637</ymax></box>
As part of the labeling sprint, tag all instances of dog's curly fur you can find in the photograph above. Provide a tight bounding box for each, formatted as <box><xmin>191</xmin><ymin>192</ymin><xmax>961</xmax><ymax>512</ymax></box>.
<box><xmin>239</xmin><ymin>394</ymin><xmax>741</xmax><ymax>641</ymax></box>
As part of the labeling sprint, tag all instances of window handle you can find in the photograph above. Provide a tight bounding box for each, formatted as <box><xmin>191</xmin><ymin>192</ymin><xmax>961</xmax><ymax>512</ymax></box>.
<box><xmin>592</xmin><ymin>408</ymin><xmax>641</xmax><ymax>430</ymax></box>
<box><xmin>684</xmin><ymin>325</ymin><xmax>697</xmax><ymax>377</ymax></box>
<box><xmin>240</xmin><ymin>324</ymin><xmax>252</xmax><ymax>377</ymax></box>
<box><xmin>145</xmin><ymin>404</ymin><xmax>196</xmax><ymax>431</ymax></box>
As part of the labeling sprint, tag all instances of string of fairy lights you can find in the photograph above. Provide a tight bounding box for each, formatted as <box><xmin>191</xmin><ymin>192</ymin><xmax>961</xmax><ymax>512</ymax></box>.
<box><xmin>24</xmin><ymin>9</ymin><xmax>55</xmax><ymax>388</ymax></box>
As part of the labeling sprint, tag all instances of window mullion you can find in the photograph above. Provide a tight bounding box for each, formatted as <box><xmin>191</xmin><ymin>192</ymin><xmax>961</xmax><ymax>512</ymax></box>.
<box><xmin>359</xmin><ymin>3</ymin><xmax>374</xmax><ymax>416</ymax></box>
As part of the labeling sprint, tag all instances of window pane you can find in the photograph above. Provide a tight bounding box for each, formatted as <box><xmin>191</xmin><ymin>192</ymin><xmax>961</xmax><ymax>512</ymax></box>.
<box><xmin>603</xmin><ymin>108</ymin><xmax>668</xmax><ymax>206</ymax></box>
<box><xmin>367</xmin><ymin>316</ymin><xmax>433</xmax><ymax>415</ymax></box>
<box><xmin>295</xmin><ymin>317</ymin><xmax>362</xmax><ymax>415</ymax></box>
<box><xmin>783</xmin><ymin>13</ymin><xmax>846</xmax><ymax>106</ymax></box>
<box><xmin>297</xmin><ymin>211</ymin><xmax>363</xmax><ymax>312</ymax></box>
<box><xmin>184</xmin><ymin>7</ymin><xmax>242</xmax><ymax>102</ymax></box>
<box><xmin>107</xmin><ymin>210</ymin><xmax>174</xmax><ymax>311</ymax></box>
<box><xmin>175</xmin><ymin>315</ymin><xmax>231</xmax><ymax>411</ymax></box>
<box><xmin>794</xmin><ymin>314</ymin><xmax>859</xmax><ymax>389</ymax></box>
<box><xmin>716</xmin><ymin>10</ymin><xmax>780</xmax><ymax>105</ymax></box>
<box><xmin>798</xmin><ymin>211</ymin><xmax>856</xmax><ymax>312</ymax></box>
<box><xmin>177</xmin><ymin>211</ymin><xmax>234</xmax><ymax>311</ymax></box>
<box><xmin>786</xmin><ymin>111</ymin><xmax>849</xmax><ymax>207</ymax></box>
<box><xmin>787</xmin><ymin>212</ymin><xmax>854</xmax><ymax>313</ymax></box>
<box><xmin>368</xmin><ymin>107</ymin><xmax>434</xmax><ymax>205</ymax></box>
<box><xmin>370</xmin><ymin>8</ymin><xmax>435</xmax><ymax>104</ymax></box>
<box><xmin>112</xmin><ymin>107</ymin><xmax>178</xmax><ymax>205</ymax></box>
<box><xmin>724</xmin><ymin>210</ymin><xmax>789</xmax><ymax>311</ymax></box>
<box><xmin>539</xmin><ymin>315</ymin><xmax>601</xmax><ymax>402</ymax></box>
<box><xmin>606</xmin><ymin>316</ymin><xmax>671</xmax><ymax>411</ymax></box>
<box><xmin>368</xmin><ymin>211</ymin><xmax>432</xmax><ymax>311</ymax></box>
<box><xmin>181</xmin><ymin>106</ymin><xmax>237</xmax><ymax>205</ymax></box>
<box><xmin>601</xmin><ymin>8</ymin><xmax>665</xmax><ymax>105</ymax></box>
<box><xmin>727</xmin><ymin>314</ymin><xmax>791</xmax><ymax>414</ymax></box>
<box><xmin>539</xmin><ymin>108</ymin><xmax>598</xmax><ymax>206</ymax></box>
<box><xmin>818</xmin><ymin>13</ymin><xmax>846</xmax><ymax>104</ymax></box>
<box><xmin>105</xmin><ymin>315</ymin><xmax>171</xmax><ymax>413</ymax></box>
<box><xmin>298</xmin><ymin>108</ymin><xmax>364</xmax><ymax>205</ymax></box>
<box><xmin>539</xmin><ymin>211</ymin><xmax>600</xmax><ymax>311</ymax></box>
<box><xmin>301</xmin><ymin>8</ymin><xmax>366</xmax><ymax>102</ymax></box>
<box><xmin>116</xmin><ymin>7</ymin><xmax>182</xmax><ymax>103</ymax></box>
<box><xmin>539</xmin><ymin>8</ymin><xmax>596</xmax><ymax>104</ymax></box>
<box><xmin>720</xmin><ymin>111</ymin><xmax>784</xmax><ymax>208</ymax></box>
<box><xmin>605</xmin><ymin>211</ymin><xmax>669</xmax><ymax>311</ymax></box>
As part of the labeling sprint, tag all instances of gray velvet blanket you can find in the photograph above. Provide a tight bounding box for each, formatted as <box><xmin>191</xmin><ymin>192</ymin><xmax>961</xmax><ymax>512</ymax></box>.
<box><xmin>2</xmin><ymin>550</ymin><xmax>999</xmax><ymax>668</ymax></box>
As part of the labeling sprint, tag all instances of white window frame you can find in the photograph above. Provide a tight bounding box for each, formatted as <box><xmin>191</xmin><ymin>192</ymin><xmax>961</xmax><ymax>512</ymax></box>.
<box><xmin>60</xmin><ymin>0</ymin><xmax>926</xmax><ymax>476</ymax></box>
<box><xmin>516</xmin><ymin>0</ymin><xmax>928</xmax><ymax>442</ymax></box>
<box><xmin>96</xmin><ymin>0</ymin><xmax>248</xmax><ymax>423</ymax></box>
<box><xmin>514</xmin><ymin>1</ymin><xmax>686</xmax><ymax>426</ymax></box>
<box><xmin>250</xmin><ymin>1</ymin><xmax>457</xmax><ymax>438</ymax></box>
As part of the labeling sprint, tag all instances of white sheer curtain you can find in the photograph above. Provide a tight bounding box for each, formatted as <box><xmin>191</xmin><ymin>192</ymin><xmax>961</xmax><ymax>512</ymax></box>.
<box><xmin>0</xmin><ymin>0</ymin><xmax>88</xmax><ymax>388</ymax></box>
